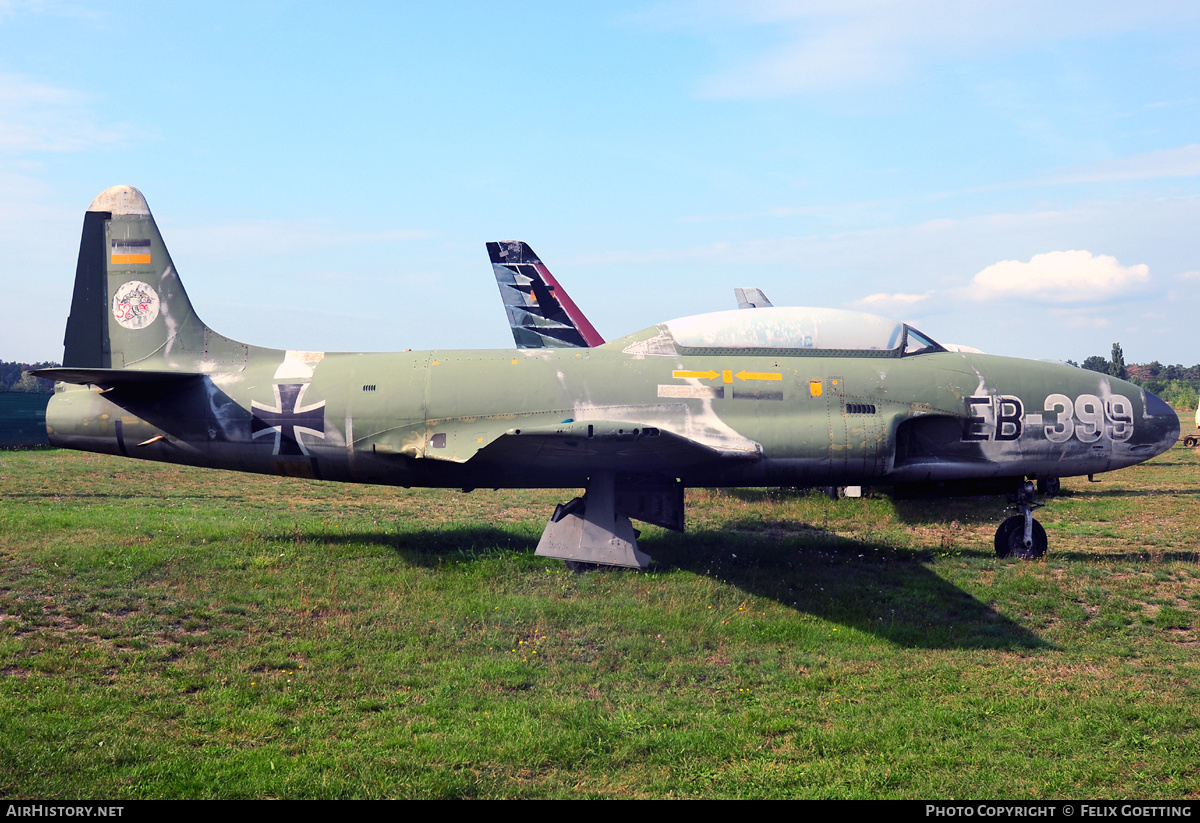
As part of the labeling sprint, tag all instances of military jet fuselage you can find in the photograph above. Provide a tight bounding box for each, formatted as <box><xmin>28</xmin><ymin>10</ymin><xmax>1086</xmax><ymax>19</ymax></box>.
<box><xmin>35</xmin><ymin>186</ymin><xmax>1180</xmax><ymax>568</ymax></box>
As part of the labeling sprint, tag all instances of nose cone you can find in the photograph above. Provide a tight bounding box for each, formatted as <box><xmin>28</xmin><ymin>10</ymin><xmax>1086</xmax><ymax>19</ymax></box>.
<box><xmin>1143</xmin><ymin>388</ymin><xmax>1181</xmax><ymax>458</ymax></box>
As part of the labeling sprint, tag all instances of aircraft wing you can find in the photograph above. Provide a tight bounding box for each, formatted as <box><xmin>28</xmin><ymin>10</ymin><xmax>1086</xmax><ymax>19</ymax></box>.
<box><xmin>488</xmin><ymin>241</ymin><xmax>605</xmax><ymax>349</ymax></box>
<box><xmin>467</xmin><ymin>418</ymin><xmax>762</xmax><ymax>473</ymax></box>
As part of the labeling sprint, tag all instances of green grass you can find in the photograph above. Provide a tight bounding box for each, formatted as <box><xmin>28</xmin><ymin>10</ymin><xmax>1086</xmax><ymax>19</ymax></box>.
<box><xmin>2</xmin><ymin>431</ymin><xmax>1199</xmax><ymax>798</ymax></box>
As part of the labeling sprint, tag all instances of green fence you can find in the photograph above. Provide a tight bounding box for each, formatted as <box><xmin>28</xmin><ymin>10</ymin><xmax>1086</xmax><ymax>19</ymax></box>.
<box><xmin>0</xmin><ymin>392</ymin><xmax>52</xmax><ymax>448</ymax></box>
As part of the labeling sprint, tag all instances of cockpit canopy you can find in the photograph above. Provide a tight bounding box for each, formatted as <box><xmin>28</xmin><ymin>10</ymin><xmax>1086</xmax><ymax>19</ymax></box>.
<box><xmin>616</xmin><ymin>307</ymin><xmax>944</xmax><ymax>357</ymax></box>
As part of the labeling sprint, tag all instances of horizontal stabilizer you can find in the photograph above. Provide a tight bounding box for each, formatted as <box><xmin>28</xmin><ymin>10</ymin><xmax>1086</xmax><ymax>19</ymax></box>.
<box><xmin>30</xmin><ymin>367</ymin><xmax>204</xmax><ymax>388</ymax></box>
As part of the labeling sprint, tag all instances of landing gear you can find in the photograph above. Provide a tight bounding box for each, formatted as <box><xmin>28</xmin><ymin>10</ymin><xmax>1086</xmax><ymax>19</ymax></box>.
<box><xmin>994</xmin><ymin>515</ymin><xmax>1047</xmax><ymax>559</ymax></box>
<box><xmin>994</xmin><ymin>480</ymin><xmax>1047</xmax><ymax>559</ymax></box>
<box><xmin>1036</xmin><ymin>477</ymin><xmax>1060</xmax><ymax>496</ymax></box>
<box><xmin>1184</xmin><ymin>435</ymin><xmax>1198</xmax><ymax>448</ymax></box>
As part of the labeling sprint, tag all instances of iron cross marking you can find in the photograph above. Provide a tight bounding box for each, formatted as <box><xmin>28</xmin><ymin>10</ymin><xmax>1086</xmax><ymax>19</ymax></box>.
<box><xmin>251</xmin><ymin>383</ymin><xmax>326</xmax><ymax>456</ymax></box>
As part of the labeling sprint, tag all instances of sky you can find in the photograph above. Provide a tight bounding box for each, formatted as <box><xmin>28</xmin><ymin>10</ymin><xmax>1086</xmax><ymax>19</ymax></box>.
<box><xmin>2</xmin><ymin>0</ymin><xmax>1199</xmax><ymax>365</ymax></box>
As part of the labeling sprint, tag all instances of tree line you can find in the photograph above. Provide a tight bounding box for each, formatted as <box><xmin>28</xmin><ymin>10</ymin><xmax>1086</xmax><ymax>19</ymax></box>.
<box><xmin>0</xmin><ymin>361</ymin><xmax>59</xmax><ymax>394</ymax></box>
<box><xmin>1070</xmin><ymin>343</ymin><xmax>1199</xmax><ymax>409</ymax></box>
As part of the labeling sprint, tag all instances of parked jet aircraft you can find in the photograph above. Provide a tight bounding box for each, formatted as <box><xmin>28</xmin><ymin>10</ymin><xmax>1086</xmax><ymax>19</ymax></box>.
<box><xmin>35</xmin><ymin>186</ymin><xmax>1180</xmax><ymax>568</ymax></box>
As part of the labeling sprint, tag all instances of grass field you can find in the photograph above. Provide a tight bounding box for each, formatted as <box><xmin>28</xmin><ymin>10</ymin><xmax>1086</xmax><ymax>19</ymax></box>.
<box><xmin>2</xmin><ymin>422</ymin><xmax>1198</xmax><ymax>798</ymax></box>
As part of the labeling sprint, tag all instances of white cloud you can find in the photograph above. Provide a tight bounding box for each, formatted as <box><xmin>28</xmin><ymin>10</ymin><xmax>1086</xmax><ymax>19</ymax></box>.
<box><xmin>968</xmin><ymin>250</ymin><xmax>1149</xmax><ymax>303</ymax></box>
<box><xmin>1047</xmin><ymin>307</ymin><xmax>1113</xmax><ymax>329</ymax></box>
<box><xmin>0</xmin><ymin>1</ymin><xmax>104</xmax><ymax>24</ymax></box>
<box><xmin>0</xmin><ymin>73</ymin><xmax>141</xmax><ymax>152</ymax></box>
<box><xmin>1038</xmin><ymin>145</ymin><xmax>1200</xmax><ymax>185</ymax></box>
<box><xmin>671</xmin><ymin>0</ymin><xmax>1200</xmax><ymax>98</ymax></box>
<box><xmin>169</xmin><ymin>219</ymin><xmax>433</xmax><ymax>258</ymax></box>
<box><xmin>850</xmin><ymin>291</ymin><xmax>930</xmax><ymax>313</ymax></box>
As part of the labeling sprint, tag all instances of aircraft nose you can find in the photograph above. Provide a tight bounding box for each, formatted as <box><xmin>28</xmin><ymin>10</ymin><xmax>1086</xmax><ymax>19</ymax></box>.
<box><xmin>1143</xmin><ymin>388</ymin><xmax>1180</xmax><ymax>457</ymax></box>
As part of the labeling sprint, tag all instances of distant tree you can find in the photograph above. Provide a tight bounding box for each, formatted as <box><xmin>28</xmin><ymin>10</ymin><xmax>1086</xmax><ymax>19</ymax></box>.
<box><xmin>1081</xmin><ymin>355</ymin><xmax>1109</xmax><ymax>374</ymax></box>
<box><xmin>1109</xmin><ymin>343</ymin><xmax>1127</xmax><ymax>380</ymax></box>
<box><xmin>11</xmin><ymin>372</ymin><xmax>41</xmax><ymax>392</ymax></box>
<box><xmin>0</xmin><ymin>361</ymin><xmax>22</xmax><ymax>389</ymax></box>
<box><xmin>1163</xmin><ymin>380</ymin><xmax>1199</xmax><ymax>410</ymax></box>
<box><xmin>1119</xmin><ymin>359</ymin><xmax>1200</xmax><ymax>399</ymax></box>
<box><xmin>1125</xmin><ymin>362</ymin><xmax>1159</xmax><ymax>383</ymax></box>
<box><xmin>0</xmin><ymin>360</ymin><xmax>58</xmax><ymax>392</ymax></box>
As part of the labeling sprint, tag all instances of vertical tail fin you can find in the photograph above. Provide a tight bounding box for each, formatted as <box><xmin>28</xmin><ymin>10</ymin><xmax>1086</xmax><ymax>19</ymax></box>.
<box><xmin>734</xmin><ymin>288</ymin><xmax>773</xmax><ymax>309</ymax></box>
<box><xmin>62</xmin><ymin>185</ymin><xmax>247</xmax><ymax>371</ymax></box>
<box><xmin>487</xmin><ymin>241</ymin><xmax>605</xmax><ymax>348</ymax></box>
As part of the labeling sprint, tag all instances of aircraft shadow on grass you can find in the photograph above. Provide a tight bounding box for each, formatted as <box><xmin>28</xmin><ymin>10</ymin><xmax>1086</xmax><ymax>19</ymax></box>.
<box><xmin>287</xmin><ymin>523</ymin><xmax>1049</xmax><ymax>652</ymax></box>
<box><xmin>724</xmin><ymin>486</ymin><xmax>1005</xmax><ymax>529</ymax></box>
<box><xmin>645</xmin><ymin>524</ymin><xmax>1050</xmax><ymax>652</ymax></box>
<box><xmin>1063</xmin><ymin>487</ymin><xmax>1200</xmax><ymax>497</ymax></box>
<box><xmin>1042</xmin><ymin>548</ymin><xmax>1200</xmax><ymax>564</ymax></box>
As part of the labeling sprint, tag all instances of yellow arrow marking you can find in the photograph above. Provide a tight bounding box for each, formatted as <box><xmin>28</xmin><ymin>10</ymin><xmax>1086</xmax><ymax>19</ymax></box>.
<box><xmin>737</xmin><ymin>371</ymin><xmax>782</xmax><ymax>381</ymax></box>
<box><xmin>673</xmin><ymin>370</ymin><xmax>720</xmax><ymax>380</ymax></box>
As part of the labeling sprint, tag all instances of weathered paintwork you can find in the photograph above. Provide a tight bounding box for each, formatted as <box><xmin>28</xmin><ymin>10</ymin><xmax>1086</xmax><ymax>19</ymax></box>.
<box><xmin>488</xmin><ymin>241</ymin><xmax>604</xmax><ymax>349</ymax></box>
<box><xmin>36</xmin><ymin>186</ymin><xmax>1179</xmax><ymax>567</ymax></box>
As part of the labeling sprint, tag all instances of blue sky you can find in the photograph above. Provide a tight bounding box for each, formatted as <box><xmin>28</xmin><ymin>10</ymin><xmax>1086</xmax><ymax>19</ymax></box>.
<box><xmin>3</xmin><ymin>0</ymin><xmax>1199</xmax><ymax>365</ymax></box>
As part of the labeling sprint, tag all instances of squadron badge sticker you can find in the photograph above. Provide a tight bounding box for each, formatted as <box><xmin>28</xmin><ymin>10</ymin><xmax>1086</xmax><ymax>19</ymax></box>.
<box><xmin>112</xmin><ymin>280</ymin><xmax>160</xmax><ymax>330</ymax></box>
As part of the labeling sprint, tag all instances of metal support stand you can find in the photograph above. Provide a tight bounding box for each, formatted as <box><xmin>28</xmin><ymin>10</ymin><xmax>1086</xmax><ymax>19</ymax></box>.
<box><xmin>536</xmin><ymin>471</ymin><xmax>651</xmax><ymax>569</ymax></box>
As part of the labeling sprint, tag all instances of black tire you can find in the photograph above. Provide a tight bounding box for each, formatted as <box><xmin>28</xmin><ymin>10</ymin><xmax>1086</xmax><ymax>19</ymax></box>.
<box><xmin>1036</xmin><ymin>477</ymin><xmax>1061</xmax><ymax>496</ymax></box>
<box><xmin>994</xmin><ymin>515</ymin><xmax>1022</xmax><ymax>558</ymax></box>
<box><xmin>1184</xmin><ymin>436</ymin><xmax>1197</xmax><ymax>448</ymax></box>
<box><xmin>1005</xmin><ymin>518</ymin><xmax>1047</xmax><ymax>560</ymax></box>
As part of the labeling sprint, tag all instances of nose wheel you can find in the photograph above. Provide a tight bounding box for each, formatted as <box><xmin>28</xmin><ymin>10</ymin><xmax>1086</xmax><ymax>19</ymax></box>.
<box><xmin>994</xmin><ymin>480</ymin><xmax>1047</xmax><ymax>559</ymax></box>
<box><xmin>995</xmin><ymin>515</ymin><xmax>1047</xmax><ymax>559</ymax></box>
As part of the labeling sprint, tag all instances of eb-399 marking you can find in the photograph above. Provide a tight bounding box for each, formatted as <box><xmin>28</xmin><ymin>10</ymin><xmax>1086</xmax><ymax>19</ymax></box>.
<box><xmin>962</xmin><ymin>393</ymin><xmax>1134</xmax><ymax>443</ymax></box>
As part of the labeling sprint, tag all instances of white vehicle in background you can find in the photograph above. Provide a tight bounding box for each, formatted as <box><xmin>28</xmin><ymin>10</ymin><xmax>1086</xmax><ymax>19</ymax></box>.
<box><xmin>1186</xmin><ymin>408</ymin><xmax>1200</xmax><ymax>448</ymax></box>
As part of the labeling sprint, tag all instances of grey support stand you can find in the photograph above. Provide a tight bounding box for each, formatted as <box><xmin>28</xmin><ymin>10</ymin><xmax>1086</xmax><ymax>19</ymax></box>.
<box><xmin>536</xmin><ymin>470</ymin><xmax>651</xmax><ymax>569</ymax></box>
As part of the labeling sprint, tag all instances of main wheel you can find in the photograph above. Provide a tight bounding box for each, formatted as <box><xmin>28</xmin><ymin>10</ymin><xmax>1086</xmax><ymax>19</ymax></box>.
<box><xmin>1184</xmin><ymin>436</ymin><xmax>1198</xmax><ymax>448</ymax></box>
<box><xmin>1036</xmin><ymin>477</ymin><xmax>1061</xmax><ymax>496</ymax></box>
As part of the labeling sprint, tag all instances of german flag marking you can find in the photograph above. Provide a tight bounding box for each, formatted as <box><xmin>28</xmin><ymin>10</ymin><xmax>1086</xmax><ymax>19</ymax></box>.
<box><xmin>111</xmin><ymin>239</ymin><xmax>151</xmax><ymax>265</ymax></box>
